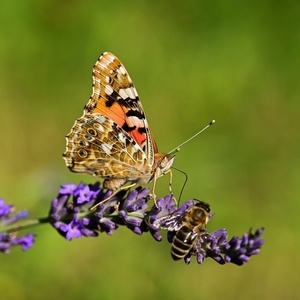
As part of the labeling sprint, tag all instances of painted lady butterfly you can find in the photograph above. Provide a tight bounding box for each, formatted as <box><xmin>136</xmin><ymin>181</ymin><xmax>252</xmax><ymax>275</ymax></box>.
<box><xmin>63</xmin><ymin>52</ymin><xmax>175</xmax><ymax>207</ymax></box>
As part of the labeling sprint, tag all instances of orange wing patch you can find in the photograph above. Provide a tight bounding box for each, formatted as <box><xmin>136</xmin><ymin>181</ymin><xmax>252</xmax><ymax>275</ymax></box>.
<box><xmin>92</xmin><ymin>101</ymin><xmax>126</xmax><ymax>128</ymax></box>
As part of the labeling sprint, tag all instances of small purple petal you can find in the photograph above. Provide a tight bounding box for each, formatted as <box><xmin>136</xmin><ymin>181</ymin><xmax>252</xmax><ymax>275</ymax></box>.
<box><xmin>75</xmin><ymin>185</ymin><xmax>99</xmax><ymax>204</ymax></box>
<box><xmin>150</xmin><ymin>231</ymin><xmax>163</xmax><ymax>241</ymax></box>
<box><xmin>14</xmin><ymin>234</ymin><xmax>35</xmax><ymax>251</ymax></box>
<box><xmin>59</xmin><ymin>184</ymin><xmax>78</xmax><ymax>195</ymax></box>
<box><xmin>0</xmin><ymin>198</ymin><xmax>12</xmax><ymax>217</ymax></box>
<box><xmin>98</xmin><ymin>218</ymin><xmax>118</xmax><ymax>235</ymax></box>
<box><xmin>0</xmin><ymin>232</ymin><xmax>35</xmax><ymax>253</ymax></box>
<box><xmin>196</xmin><ymin>253</ymin><xmax>204</xmax><ymax>264</ymax></box>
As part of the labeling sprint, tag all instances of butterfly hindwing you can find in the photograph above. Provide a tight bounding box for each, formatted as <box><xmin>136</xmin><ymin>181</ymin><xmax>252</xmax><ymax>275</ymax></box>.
<box><xmin>64</xmin><ymin>113</ymin><xmax>151</xmax><ymax>180</ymax></box>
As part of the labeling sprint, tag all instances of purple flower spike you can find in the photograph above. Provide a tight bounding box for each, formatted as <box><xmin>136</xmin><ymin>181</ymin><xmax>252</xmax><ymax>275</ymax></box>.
<box><xmin>49</xmin><ymin>183</ymin><xmax>152</xmax><ymax>239</ymax></box>
<box><xmin>220</xmin><ymin>228</ymin><xmax>265</xmax><ymax>266</ymax></box>
<box><xmin>0</xmin><ymin>198</ymin><xmax>34</xmax><ymax>253</ymax></box>
<box><xmin>49</xmin><ymin>183</ymin><xmax>104</xmax><ymax>239</ymax></box>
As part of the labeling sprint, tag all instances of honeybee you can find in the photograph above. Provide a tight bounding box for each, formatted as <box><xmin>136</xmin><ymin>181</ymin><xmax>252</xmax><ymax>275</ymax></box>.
<box><xmin>168</xmin><ymin>201</ymin><xmax>211</xmax><ymax>260</ymax></box>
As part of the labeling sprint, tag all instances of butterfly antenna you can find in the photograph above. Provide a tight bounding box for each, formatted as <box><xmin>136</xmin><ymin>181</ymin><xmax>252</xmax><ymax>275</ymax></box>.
<box><xmin>171</xmin><ymin>166</ymin><xmax>188</xmax><ymax>205</ymax></box>
<box><xmin>168</xmin><ymin>120</ymin><xmax>215</xmax><ymax>155</ymax></box>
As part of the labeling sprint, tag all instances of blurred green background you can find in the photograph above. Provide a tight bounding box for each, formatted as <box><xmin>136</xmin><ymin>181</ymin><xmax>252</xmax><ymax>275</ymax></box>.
<box><xmin>1</xmin><ymin>0</ymin><xmax>299</xmax><ymax>299</ymax></box>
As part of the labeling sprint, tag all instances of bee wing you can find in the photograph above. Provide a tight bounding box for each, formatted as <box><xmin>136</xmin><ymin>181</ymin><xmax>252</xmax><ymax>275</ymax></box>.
<box><xmin>153</xmin><ymin>213</ymin><xmax>184</xmax><ymax>231</ymax></box>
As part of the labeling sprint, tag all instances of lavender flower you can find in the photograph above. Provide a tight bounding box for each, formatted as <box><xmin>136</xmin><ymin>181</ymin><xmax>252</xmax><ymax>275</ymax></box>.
<box><xmin>1</xmin><ymin>182</ymin><xmax>265</xmax><ymax>265</ymax></box>
<box><xmin>49</xmin><ymin>182</ymin><xmax>151</xmax><ymax>239</ymax></box>
<box><xmin>0</xmin><ymin>198</ymin><xmax>34</xmax><ymax>253</ymax></box>
<box><xmin>221</xmin><ymin>228</ymin><xmax>265</xmax><ymax>265</ymax></box>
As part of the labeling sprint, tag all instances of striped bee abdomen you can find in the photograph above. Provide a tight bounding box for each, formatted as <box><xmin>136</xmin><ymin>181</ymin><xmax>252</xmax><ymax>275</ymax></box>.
<box><xmin>171</xmin><ymin>225</ymin><xmax>197</xmax><ymax>260</ymax></box>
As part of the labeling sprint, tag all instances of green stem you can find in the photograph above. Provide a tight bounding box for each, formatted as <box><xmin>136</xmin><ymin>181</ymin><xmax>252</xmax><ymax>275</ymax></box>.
<box><xmin>1</xmin><ymin>216</ymin><xmax>51</xmax><ymax>234</ymax></box>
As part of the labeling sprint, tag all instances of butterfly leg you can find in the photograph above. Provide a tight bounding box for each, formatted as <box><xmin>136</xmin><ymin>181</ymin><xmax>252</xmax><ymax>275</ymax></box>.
<box><xmin>151</xmin><ymin>169</ymin><xmax>176</xmax><ymax>207</ymax></box>
<box><xmin>164</xmin><ymin>169</ymin><xmax>177</xmax><ymax>205</ymax></box>
<box><xmin>150</xmin><ymin>173</ymin><xmax>158</xmax><ymax>205</ymax></box>
<box><xmin>90</xmin><ymin>183</ymin><xmax>137</xmax><ymax>210</ymax></box>
<box><xmin>165</xmin><ymin>169</ymin><xmax>173</xmax><ymax>194</ymax></box>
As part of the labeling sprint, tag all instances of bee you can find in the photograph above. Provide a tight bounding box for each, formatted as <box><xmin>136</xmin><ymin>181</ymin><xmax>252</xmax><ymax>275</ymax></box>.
<box><xmin>170</xmin><ymin>201</ymin><xmax>211</xmax><ymax>260</ymax></box>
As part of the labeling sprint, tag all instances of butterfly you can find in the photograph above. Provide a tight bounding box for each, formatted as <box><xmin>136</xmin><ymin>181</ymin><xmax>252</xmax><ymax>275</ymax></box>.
<box><xmin>63</xmin><ymin>52</ymin><xmax>175</xmax><ymax>208</ymax></box>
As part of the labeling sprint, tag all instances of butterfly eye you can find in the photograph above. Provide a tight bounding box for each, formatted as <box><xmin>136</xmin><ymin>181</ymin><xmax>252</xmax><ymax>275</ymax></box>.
<box><xmin>79</xmin><ymin>140</ymin><xmax>87</xmax><ymax>147</ymax></box>
<box><xmin>159</xmin><ymin>155</ymin><xmax>175</xmax><ymax>172</ymax></box>
<box><xmin>78</xmin><ymin>149</ymin><xmax>88</xmax><ymax>158</ymax></box>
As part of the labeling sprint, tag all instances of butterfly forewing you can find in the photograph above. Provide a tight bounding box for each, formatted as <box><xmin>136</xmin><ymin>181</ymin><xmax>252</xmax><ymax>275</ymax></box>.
<box><xmin>86</xmin><ymin>52</ymin><xmax>157</xmax><ymax>161</ymax></box>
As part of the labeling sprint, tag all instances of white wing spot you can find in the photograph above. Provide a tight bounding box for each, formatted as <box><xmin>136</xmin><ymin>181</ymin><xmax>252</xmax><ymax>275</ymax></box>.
<box><xmin>93</xmin><ymin>123</ymin><xmax>105</xmax><ymax>132</ymax></box>
<box><xmin>101</xmin><ymin>143</ymin><xmax>112</xmax><ymax>155</ymax></box>
<box><xmin>119</xmin><ymin>66</ymin><xmax>126</xmax><ymax>75</ymax></box>
<box><xmin>105</xmin><ymin>75</ymin><xmax>110</xmax><ymax>83</ymax></box>
<box><xmin>126</xmin><ymin>87</ymin><xmax>136</xmax><ymax>99</ymax></box>
<box><xmin>105</xmin><ymin>85</ymin><xmax>114</xmax><ymax>95</ymax></box>
<box><xmin>118</xmin><ymin>132</ymin><xmax>127</xmax><ymax>144</ymax></box>
<box><xmin>128</xmin><ymin>115</ymin><xmax>144</xmax><ymax>128</ymax></box>
<box><xmin>119</xmin><ymin>87</ymin><xmax>137</xmax><ymax>99</ymax></box>
<box><xmin>119</xmin><ymin>88</ymin><xmax>128</xmax><ymax>99</ymax></box>
<box><xmin>95</xmin><ymin>115</ymin><xmax>107</xmax><ymax>124</ymax></box>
